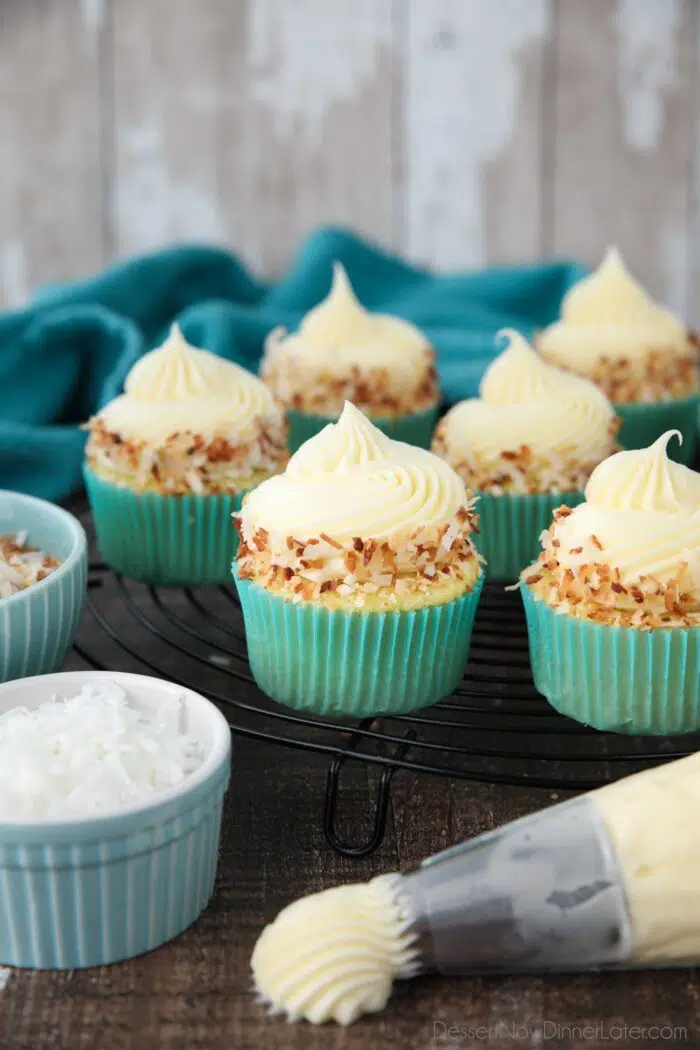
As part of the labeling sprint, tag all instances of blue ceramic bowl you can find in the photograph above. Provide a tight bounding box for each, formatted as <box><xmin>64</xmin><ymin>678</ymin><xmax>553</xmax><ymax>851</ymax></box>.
<box><xmin>0</xmin><ymin>491</ymin><xmax>88</xmax><ymax>682</ymax></box>
<box><xmin>0</xmin><ymin>671</ymin><xmax>232</xmax><ymax>968</ymax></box>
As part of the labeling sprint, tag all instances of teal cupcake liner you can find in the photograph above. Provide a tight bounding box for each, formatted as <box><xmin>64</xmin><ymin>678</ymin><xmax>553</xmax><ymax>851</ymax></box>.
<box><xmin>84</xmin><ymin>467</ymin><xmax>243</xmax><ymax>586</ymax></box>
<box><xmin>474</xmin><ymin>490</ymin><xmax>583</xmax><ymax>582</ymax></box>
<box><xmin>521</xmin><ymin>584</ymin><xmax>700</xmax><ymax>735</ymax></box>
<box><xmin>286</xmin><ymin>405</ymin><xmax>439</xmax><ymax>452</ymax></box>
<box><xmin>233</xmin><ymin>571</ymin><xmax>485</xmax><ymax>717</ymax></box>
<box><xmin>614</xmin><ymin>394</ymin><xmax>700</xmax><ymax>465</ymax></box>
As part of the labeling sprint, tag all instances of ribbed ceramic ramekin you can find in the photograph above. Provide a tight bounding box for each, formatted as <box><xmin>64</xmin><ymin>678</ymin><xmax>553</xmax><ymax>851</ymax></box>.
<box><xmin>0</xmin><ymin>671</ymin><xmax>231</xmax><ymax>969</ymax></box>
<box><xmin>614</xmin><ymin>393</ymin><xmax>700</xmax><ymax>465</ymax></box>
<box><xmin>234</xmin><ymin>571</ymin><xmax>485</xmax><ymax>716</ymax></box>
<box><xmin>474</xmin><ymin>489</ymin><xmax>584</xmax><ymax>582</ymax></box>
<box><xmin>0</xmin><ymin>491</ymin><xmax>87</xmax><ymax>683</ymax></box>
<box><xmin>286</xmin><ymin>405</ymin><xmax>439</xmax><ymax>453</ymax></box>
<box><xmin>84</xmin><ymin>467</ymin><xmax>243</xmax><ymax>585</ymax></box>
<box><xmin>522</xmin><ymin>585</ymin><xmax>700</xmax><ymax>735</ymax></box>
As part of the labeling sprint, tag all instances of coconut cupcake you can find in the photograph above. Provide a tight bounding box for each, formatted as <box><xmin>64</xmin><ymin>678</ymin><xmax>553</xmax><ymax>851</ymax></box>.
<box><xmin>261</xmin><ymin>262</ymin><xmax>439</xmax><ymax>451</ymax></box>
<box><xmin>84</xmin><ymin>324</ymin><xmax>288</xmax><ymax>585</ymax></box>
<box><xmin>538</xmin><ymin>247</ymin><xmax>700</xmax><ymax>464</ymax></box>
<box><xmin>521</xmin><ymin>431</ymin><xmax>700</xmax><ymax>735</ymax></box>
<box><xmin>432</xmin><ymin>330</ymin><xmax>619</xmax><ymax>581</ymax></box>
<box><xmin>233</xmin><ymin>402</ymin><xmax>483</xmax><ymax>717</ymax></box>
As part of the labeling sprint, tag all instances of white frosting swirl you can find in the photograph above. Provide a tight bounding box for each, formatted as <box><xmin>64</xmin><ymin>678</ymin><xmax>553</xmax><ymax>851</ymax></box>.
<box><xmin>539</xmin><ymin>247</ymin><xmax>689</xmax><ymax>368</ymax></box>
<box><xmin>98</xmin><ymin>324</ymin><xmax>279</xmax><ymax>444</ymax></box>
<box><xmin>438</xmin><ymin>330</ymin><xmax>617</xmax><ymax>469</ymax></box>
<box><xmin>553</xmin><ymin>432</ymin><xmax>700</xmax><ymax>591</ymax></box>
<box><xmin>263</xmin><ymin>262</ymin><xmax>432</xmax><ymax>374</ymax></box>
<box><xmin>251</xmin><ymin>875</ymin><xmax>418</xmax><ymax>1026</ymax></box>
<box><xmin>240</xmin><ymin>401</ymin><xmax>466</xmax><ymax>542</ymax></box>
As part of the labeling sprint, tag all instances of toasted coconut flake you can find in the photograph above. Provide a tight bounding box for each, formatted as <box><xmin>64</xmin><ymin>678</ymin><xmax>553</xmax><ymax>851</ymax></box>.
<box><xmin>523</xmin><ymin>519</ymin><xmax>700</xmax><ymax>628</ymax></box>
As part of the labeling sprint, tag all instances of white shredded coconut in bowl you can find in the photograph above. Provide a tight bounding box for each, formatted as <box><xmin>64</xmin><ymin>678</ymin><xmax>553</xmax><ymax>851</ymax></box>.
<box><xmin>0</xmin><ymin>680</ymin><xmax>205</xmax><ymax>819</ymax></box>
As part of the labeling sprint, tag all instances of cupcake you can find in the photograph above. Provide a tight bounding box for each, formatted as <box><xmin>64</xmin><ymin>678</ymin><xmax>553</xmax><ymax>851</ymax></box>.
<box><xmin>538</xmin><ymin>247</ymin><xmax>700</xmax><ymax>464</ymax></box>
<box><xmin>84</xmin><ymin>324</ymin><xmax>288</xmax><ymax>585</ymax></box>
<box><xmin>260</xmin><ymin>262</ymin><xmax>440</xmax><ymax>451</ymax></box>
<box><xmin>432</xmin><ymin>330</ymin><xmax>620</xmax><ymax>581</ymax></box>
<box><xmin>233</xmin><ymin>401</ymin><xmax>484</xmax><ymax>717</ymax></box>
<box><xmin>521</xmin><ymin>431</ymin><xmax>700</xmax><ymax>734</ymax></box>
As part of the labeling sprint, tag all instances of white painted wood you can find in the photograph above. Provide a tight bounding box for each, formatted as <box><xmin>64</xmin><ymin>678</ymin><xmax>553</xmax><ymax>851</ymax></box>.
<box><xmin>110</xmin><ymin>0</ymin><xmax>228</xmax><ymax>258</ymax></box>
<box><xmin>220</xmin><ymin>0</ymin><xmax>396</xmax><ymax>274</ymax></box>
<box><xmin>2</xmin><ymin>0</ymin><xmax>699</xmax><ymax>313</ymax></box>
<box><xmin>403</xmin><ymin>0</ymin><xmax>553</xmax><ymax>270</ymax></box>
<box><xmin>552</xmin><ymin>0</ymin><xmax>695</xmax><ymax>319</ymax></box>
<box><xmin>110</xmin><ymin>0</ymin><xmax>395</xmax><ymax>275</ymax></box>
<box><xmin>0</xmin><ymin>1</ymin><xmax>103</xmax><ymax>307</ymax></box>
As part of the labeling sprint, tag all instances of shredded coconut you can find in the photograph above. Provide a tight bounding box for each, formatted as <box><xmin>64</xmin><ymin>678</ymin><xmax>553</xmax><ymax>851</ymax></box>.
<box><xmin>539</xmin><ymin>338</ymin><xmax>700</xmax><ymax>404</ymax></box>
<box><xmin>261</xmin><ymin>339</ymin><xmax>439</xmax><ymax>418</ymax></box>
<box><xmin>0</xmin><ymin>681</ymin><xmax>205</xmax><ymax>819</ymax></box>
<box><xmin>0</xmin><ymin>533</ymin><xmax>60</xmax><ymax>600</ymax></box>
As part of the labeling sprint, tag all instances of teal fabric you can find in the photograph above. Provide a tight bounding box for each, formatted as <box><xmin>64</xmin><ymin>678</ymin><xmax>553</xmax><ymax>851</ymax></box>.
<box><xmin>0</xmin><ymin>227</ymin><xmax>586</xmax><ymax>501</ymax></box>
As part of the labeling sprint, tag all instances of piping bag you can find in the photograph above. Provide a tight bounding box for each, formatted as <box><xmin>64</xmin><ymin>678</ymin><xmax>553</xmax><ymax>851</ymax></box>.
<box><xmin>252</xmin><ymin>751</ymin><xmax>700</xmax><ymax>1025</ymax></box>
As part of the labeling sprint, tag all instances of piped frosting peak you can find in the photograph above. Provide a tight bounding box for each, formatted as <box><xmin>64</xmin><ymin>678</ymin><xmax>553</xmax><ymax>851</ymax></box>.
<box><xmin>560</xmin><ymin>247</ymin><xmax>684</xmax><ymax>336</ymax></box>
<box><xmin>97</xmin><ymin>323</ymin><xmax>279</xmax><ymax>445</ymax></box>
<box><xmin>584</xmin><ymin>431</ymin><xmax>700</xmax><ymax>513</ymax></box>
<box><xmin>299</xmin><ymin>262</ymin><xmax>377</xmax><ymax>351</ymax></box>
<box><xmin>480</xmin><ymin>328</ymin><xmax>577</xmax><ymax>405</ymax></box>
<box><xmin>125</xmin><ymin>324</ymin><xmax>226</xmax><ymax>402</ymax></box>
<box><xmin>433</xmin><ymin>330</ymin><xmax>618</xmax><ymax>494</ymax></box>
<box><xmin>240</xmin><ymin>401</ymin><xmax>467</xmax><ymax>542</ymax></box>
<box><xmin>528</xmin><ymin>430</ymin><xmax>700</xmax><ymax>616</ymax></box>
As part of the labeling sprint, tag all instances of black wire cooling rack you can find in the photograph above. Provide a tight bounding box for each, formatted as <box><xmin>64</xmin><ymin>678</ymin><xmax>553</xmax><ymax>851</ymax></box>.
<box><xmin>69</xmin><ymin>499</ymin><xmax>700</xmax><ymax>857</ymax></box>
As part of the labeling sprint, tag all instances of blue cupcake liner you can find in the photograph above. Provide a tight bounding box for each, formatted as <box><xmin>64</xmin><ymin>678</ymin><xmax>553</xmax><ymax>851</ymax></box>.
<box><xmin>522</xmin><ymin>584</ymin><xmax>700</xmax><ymax>735</ymax></box>
<box><xmin>84</xmin><ymin>467</ymin><xmax>243</xmax><ymax>586</ymax></box>
<box><xmin>233</xmin><ymin>571</ymin><xmax>485</xmax><ymax>717</ymax></box>
<box><xmin>474</xmin><ymin>490</ymin><xmax>584</xmax><ymax>582</ymax></box>
<box><xmin>286</xmin><ymin>405</ymin><xmax>439</xmax><ymax>452</ymax></box>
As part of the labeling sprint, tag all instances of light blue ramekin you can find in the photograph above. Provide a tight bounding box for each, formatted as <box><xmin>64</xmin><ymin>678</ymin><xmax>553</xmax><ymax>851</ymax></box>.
<box><xmin>0</xmin><ymin>491</ymin><xmax>88</xmax><ymax>683</ymax></box>
<box><xmin>0</xmin><ymin>671</ymin><xmax>232</xmax><ymax>969</ymax></box>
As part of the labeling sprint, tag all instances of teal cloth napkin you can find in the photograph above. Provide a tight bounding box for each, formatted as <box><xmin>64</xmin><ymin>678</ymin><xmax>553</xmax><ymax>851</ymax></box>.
<box><xmin>0</xmin><ymin>227</ymin><xmax>586</xmax><ymax>501</ymax></box>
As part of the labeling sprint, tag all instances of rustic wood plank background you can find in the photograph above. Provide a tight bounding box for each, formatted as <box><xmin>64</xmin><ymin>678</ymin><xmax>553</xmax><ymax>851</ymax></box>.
<box><xmin>1</xmin><ymin>0</ymin><xmax>698</xmax><ymax>325</ymax></box>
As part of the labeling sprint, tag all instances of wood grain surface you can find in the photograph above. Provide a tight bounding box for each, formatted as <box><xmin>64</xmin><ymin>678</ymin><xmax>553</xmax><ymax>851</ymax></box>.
<box><xmin>1</xmin><ymin>741</ymin><xmax>696</xmax><ymax>1050</ymax></box>
<box><xmin>0</xmin><ymin>553</ymin><xmax>697</xmax><ymax>1050</ymax></box>
<box><xmin>2</xmin><ymin>0</ymin><xmax>699</xmax><ymax>325</ymax></box>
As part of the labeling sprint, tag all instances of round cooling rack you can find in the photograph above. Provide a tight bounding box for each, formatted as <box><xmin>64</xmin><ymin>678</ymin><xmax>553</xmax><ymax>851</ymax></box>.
<box><xmin>69</xmin><ymin>503</ymin><xmax>699</xmax><ymax>856</ymax></box>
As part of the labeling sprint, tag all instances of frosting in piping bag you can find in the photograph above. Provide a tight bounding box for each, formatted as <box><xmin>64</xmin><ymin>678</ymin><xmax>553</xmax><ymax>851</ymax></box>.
<box><xmin>251</xmin><ymin>875</ymin><xmax>419</xmax><ymax>1026</ymax></box>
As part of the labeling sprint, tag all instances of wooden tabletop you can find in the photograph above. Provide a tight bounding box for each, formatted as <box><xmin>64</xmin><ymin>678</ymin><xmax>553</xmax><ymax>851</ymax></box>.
<box><xmin>1</xmin><ymin>521</ymin><xmax>698</xmax><ymax>1050</ymax></box>
<box><xmin>0</xmin><ymin>738</ymin><xmax>696</xmax><ymax>1050</ymax></box>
